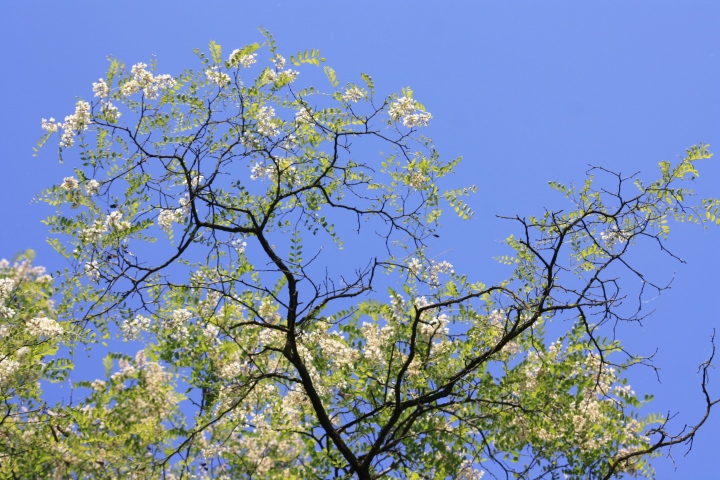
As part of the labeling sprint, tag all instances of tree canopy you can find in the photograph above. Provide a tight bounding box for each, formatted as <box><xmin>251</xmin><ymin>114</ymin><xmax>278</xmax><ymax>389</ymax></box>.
<box><xmin>2</xmin><ymin>33</ymin><xmax>719</xmax><ymax>479</ymax></box>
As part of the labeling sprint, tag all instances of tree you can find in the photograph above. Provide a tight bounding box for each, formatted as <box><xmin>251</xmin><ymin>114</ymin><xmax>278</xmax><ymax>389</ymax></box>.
<box><xmin>18</xmin><ymin>32</ymin><xmax>720</xmax><ymax>478</ymax></box>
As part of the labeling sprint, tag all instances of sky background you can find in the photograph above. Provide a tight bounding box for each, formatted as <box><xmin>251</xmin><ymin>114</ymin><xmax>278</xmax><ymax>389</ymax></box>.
<box><xmin>1</xmin><ymin>1</ymin><xmax>719</xmax><ymax>477</ymax></box>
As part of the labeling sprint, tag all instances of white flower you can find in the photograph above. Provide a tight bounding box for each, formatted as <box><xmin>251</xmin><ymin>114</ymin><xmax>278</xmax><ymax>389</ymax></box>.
<box><xmin>91</xmin><ymin>379</ymin><xmax>106</xmax><ymax>392</ymax></box>
<box><xmin>157</xmin><ymin>209</ymin><xmax>176</xmax><ymax>230</ymax></box>
<box><xmin>0</xmin><ymin>358</ymin><xmax>20</xmax><ymax>386</ymax></box>
<box><xmin>407</xmin><ymin>257</ymin><xmax>422</xmax><ymax>276</ymax></box>
<box><xmin>59</xmin><ymin>100</ymin><xmax>92</xmax><ymax>147</ymax></box>
<box><xmin>92</xmin><ymin>78</ymin><xmax>109</xmax><ymax>98</ymax></box>
<box><xmin>60</xmin><ymin>176</ymin><xmax>80</xmax><ymax>191</ymax></box>
<box><xmin>120</xmin><ymin>315</ymin><xmax>151</xmax><ymax>341</ymax></box>
<box><xmin>389</xmin><ymin>96</ymin><xmax>416</xmax><ymax>121</ymax></box>
<box><xmin>41</xmin><ymin>118</ymin><xmax>59</xmax><ymax>133</ymax></box>
<box><xmin>85</xmin><ymin>179</ymin><xmax>101</xmax><ymax>196</ymax></box>
<box><xmin>122</xmin><ymin>63</ymin><xmax>176</xmax><ymax>99</ymax></box>
<box><xmin>262</xmin><ymin>68</ymin><xmax>278</xmax><ymax>85</ymax></box>
<box><xmin>190</xmin><ymin>174</ymin><xmax>205</xmax><ymax>190</ymax></box>
<box><xmin>81</xmin><ymin>221</ymin><xmax>109</xmax><ymax>243</ymax></box>
<box><xmin>600</xmin><ymin>225</ymin><xmax>629</xmax><ymax>250</ymax></box>
<box><xmin>256</xmin><ymin>106</ymin><xmax>279</xmax><ymax>137</ymax></box>
<box><xmin>85</xmin><ymin>261</ymin><xmax>101</xmax><ymax>282</ymax></box>
<box><xmin>229</xmin><ymin>50</ymin><xmax>257</xmax><ymax>68</ymax></box>
<box><xmin>343</xmin><ymin>86</ymin><xmax>365</xmax><ymax>103</ymax></box>
<box><xmin>231</xmin><ymin>239</ymin><xmax>247</xmax><ymax>254</ymax></box>
<box><xmin>389</xmin><ymin>96</ymin><xmax>432</xmax><ymax>128</ymax></box>
<box><xmin>104</xmin><ymin>211</ymin><xmax>130</xmax><ymax>230</ymax></box>
<box><xmin>26</xmin><ymin>316</ymin><xmax>63</xmax><ymax>337</ymax></box>
<box><xmin>101</xmin><ymin>101</ymin><xmax>121</xmax><ymax>122</ymax></box>
<box><xmin>272</xmin><ymin>54</ymin><xmax>286</xmax><ymax>70</ymax></box>
<box><xmin>280</xmin><ymin>69</ymin><xmax>299</xmax><ymax>83</ymax></box>
<box><xmin>250</xmin><ymin>162</ymin><xmax>273</xmax><ymax>180</ymax></box>
<box><xmin>121</xmin><ymin>79</ymin><xmax>140</xmax><ymax>96</ymax></box>
<box><xmin>402</xmin><ymin>112</ymin><xmax>432</xmax><ymax>128</ymax></box>
<box><xmin>205</xmin><ymin>66</ymin><xmax>231</xmax><ymax>87</ymax></box>
<box><xmin>295</xmin><ymin>108</ymin><xmax>314</xmax><ymax>125</ymax></box>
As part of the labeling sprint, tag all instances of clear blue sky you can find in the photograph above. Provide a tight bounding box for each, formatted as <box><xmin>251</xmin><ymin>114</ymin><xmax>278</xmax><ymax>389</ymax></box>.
<box><xmin>1</xmin><ymin>2</ymin><xmax>719</xmax><ymax>477</ymax></box>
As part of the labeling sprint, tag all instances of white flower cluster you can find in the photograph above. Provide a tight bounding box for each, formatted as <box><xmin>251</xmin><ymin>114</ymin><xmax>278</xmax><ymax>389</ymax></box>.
<box><xmin>419</xmin><ymin>312</ymin><xmax>450</xmax><ymax>341</ymax></box>
<box><xmin>85</xmin><ymin>179</ymin><xmax>101</xmax><ymax>195</ymax></box>
<box><xmin>100</xmin><ymin>101</ymin><xmax>121</xmax><ymax>123</ymax></box>
<box><xmin>120</xmin><ymin>315</ymin><xmax>152</xmax><ymax>341</ymax></box>
<box><xmin>228</xmin><ymin>50</ymin><xmax>257</xmax><ymax>68</ymax></box>
<box><xmin>258</xmin><ymin>297</ymin><xmax>282</xmax><ymax>324</ymax></box>
<box><xmin>272</xmin><ymin>54</ymin><xmax>286</xmax><ymax>70</ymax></box>
<box><xmin>26</xmin><ymin>316</ymin><xmax>63</xmax><ymax>337</ymax></box>
<box><xmin>457</xmin><ymin>460</ymin><xmax>485</xmax><ymax>480</ymax></box>
<box><xmin>389</xmin><ymin>96</ymin><xmax>432</xmax><ymax>128</ymax></box>
<box><xmin>361</xmin><ymin>322</ymin><xmax>395</xmax><ymax>365</ymax></box>
<box><xmin>250</xmin><ymin>158</ymin><xmax>296</xmax><ymax>183</ymax></box>
<box><xmin>121</xmin><ymin>62</ymin><xmax>176</xmax><ymax>100</ymax></box>
<box><xmin>256</xmin><ymin>106</ymin><xmax>280</xmax><ymax>137</ymax></box>
<box><xmin>231</xmin><ymin>238</ymin><xmax>247</xmax><ymax>254</ymax></box>
<box><xmin>157</xmin><ymin>196</ymin><xmax>190</xmax><ymax>234</ymax></box>
<box><xmin>0</xmin><ymin>358</ymin><xmax>19</xmax><ymax>387</ymax></box>
<box><xmin>295</xmin><ymin>108</ymin><xmax>314</xmax><ymax>125</ymax></box>
<box><xmin>406</xmin><ymin>258</ymin><xmax>454</xmax><ymax>285</ymax></box>
<box><xmin>0</xmin><ymin>278</ymin><xmax>16</xmax><ymax>319</ymax></box>
<box><xmin>92</xmin><ymin>78</ymin><xmax>110</xmax><ymax>98</ymax></box>
<box><xmin>46</xmin><ymin>100</ymin><xmax>92</xmax><ymax>148</ymax></box>
<box><xmin>84</xmin><ymin>260</ymin><xmax>100</xmax><ymax>282</ymax></box>
<box><xmin>163</xmin><ymin>308</ymin><xmax>192</xmax><ymax>342</ymax></box>
<box><xmin>205</xmin><ymin>66</ymin><xmax>231</xmax><ymax>87</ymax></box>
<box><xmin>600</xmin><ymin>225</ymin><xmax>629</xmax><ymax>250</ymax></box>
<box><xmin>405</xmin><ymin>169</ymin><xmax>425</xmax><ymax>190</ymax></box>
<box><xmin>61</xmin><ymin>176</ymin><xmax>79</xmax><ymax>190</ymax></box>
<box><xmin>41</xmin><ymin>117</ymin><xmax>59</xmax><ymax>133</ymax></box>
<box><xmin>342</xmin><ymin>85</ymin><xmax>365</xmax><ymax>103</ymax></box>
<box><xmin>428</xmin><ymin>260</ymin><xmax>454</xmax><ymax>285</ymax></box>
<box><xmin>407</xmin><ymin>257</ymin><xmax>422</xmax><ymax>276</ymax></box>
<box><xmin>80</xmin><ymin>210</ymin><xmax>131</xmax><ymax>244</ymax></box>
<box><xmin>105</xmin><ymin>210</ymin><xmax>130</xmax><ymax>230</ymax></box>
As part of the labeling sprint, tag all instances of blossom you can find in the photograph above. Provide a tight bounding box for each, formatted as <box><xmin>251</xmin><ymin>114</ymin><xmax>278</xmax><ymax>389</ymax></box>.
<box><xmin>123</xmin><ymin>63</ymin><xmax>176</xmax><ymax>99</ymax></box>
<box><xmin>229</xmin><ymin>50</ymin><xmax>257</xmax><ymax>68</ymax></box>
<box><xmin>104</xmin><ymin>210</ymin><xmax>131</xmax><ymax>230</ymax></box>
<box><xmin>256</xmin><ymin>106</ymin><xmax>279</xmax><ymax>137</ymax></box>
<box><xmin>26</xmin><ymin>316</ymin><xmax>63</xmax><ymax>337</ymax></box>
<box><xmin>0</xmin><ymin>278</ymin><xmax>16</xmax><ymax>319</ymax></box>
<box><xmin>279</xmin><ymin>69</ymin><xmax>299</xmax><ymax>83</ymax></box>
<box><xmin>85</xmin><ymin>179</ymin><xmax>101</xmax><ymax>195</ymax></box>
<box><xmin>205</xmin><ymin>66</ymin><xmax>231</xmax><ymax>87</ymax></box>
<box><xmin>41</xmin><ymin>117</ymin><xmax>60</xmax><ymax>133</ymax></box>
<box><xmin>402</xmin><ymin>112</ymin><xmax>432</xmax><ymax>128</ymax></box>
<box><xmin>81</xmin><ymin>221</ymin><xmax>108</xmax><ymax>243</ymax></box>
<box><xmin>164</xmin><ymin>308</ymin><xmax>192</xmax><ymax>342</ymax></box>
<box><xmin>0</xmin><ymin>358</ymin><xmax>19</xmax><ymax>387</ymax></box>
<box><xmin>389</xmin><ymin>96</ymin><xmax>416</xmax><ymax>121</ymax></box>
<box><xmin>262</xmin><ymin>68</ymin><xmax>278</xmax><ymax>85</ymax></box>
<box><xmin>231</xmin><ymin>239</ymin><xmax>247</xmax><ymax>254</ymax></box>
<box><xmin>406</xmin><ymin>257</ymin><xmax>422</xmax><ymax>276</ymax></box>
<box><xmin>84</xmin><ymin>261</ymin><xmax>101</xmax><ymax>282</ymax></box>
<box><xmin>600</xmin><ymin>225</ymin><xmax>629</xmax><ymax>249</ymax></box>
<box><xmin>60</xmin><ymin>176</ymin><xmax>80</xmax><ymax>191</ymax></box>
<box><xmin>295</xmin><ymin>108</ymin><xmax>314</xmax><ymax>125</ymax></box>
<box><xmin>389</xmin><ymin>95</ymin><xmax>432</xmax><ymax>128</ymax></box>
<box><xmin>120</xmin><ymin>315</ymin><xmax>152</xmax><ymax>341</ymax></box>
<box><xmin>92</xmin><ymin>78</ymin><xmax>109</xmax><ymax>98</ymax></box>
<box><xmin>101</xmin><ymin>101</ymin><xmax>121</xmax><ymax>122</ymax></box>
<box><xmin>343</xmin><ymin>85</ymin><xmax>365</xmax><ymax>103</ymax></box>
<box><xmin>272</xmin><ymin>54</ymin><xmax>286</xmax><ymax>70</ymax></box>
<box><xmin>59</xmin><ymin>100</ymin><xmax>92</xmax><ymax>147</ymax></box>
